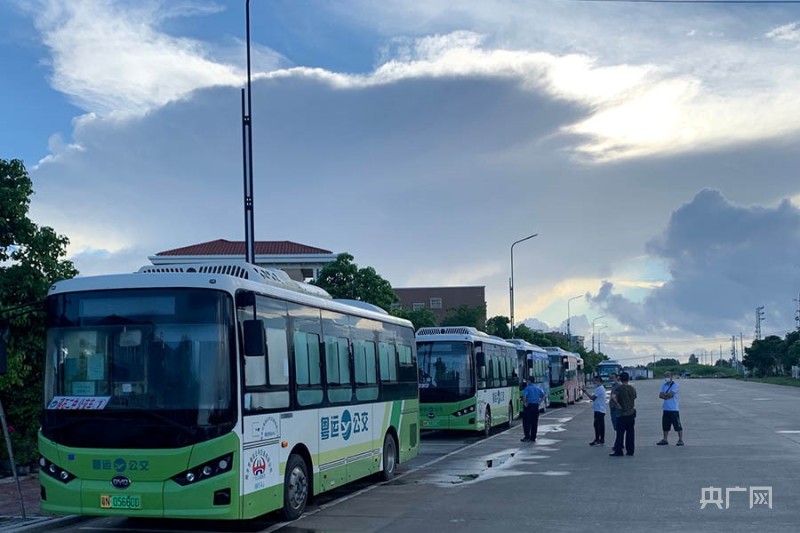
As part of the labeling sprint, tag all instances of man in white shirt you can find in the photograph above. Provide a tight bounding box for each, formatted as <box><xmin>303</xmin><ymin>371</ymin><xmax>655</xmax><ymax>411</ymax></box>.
<box><xmin>585</xmin><ymin>375</ymin><xmax>606</xmax><ymax>446</ymax></box>
<box><xmin>657</xmin><ymin>371</ymin><xmax>684</xmax><ymax>446</ymax></box>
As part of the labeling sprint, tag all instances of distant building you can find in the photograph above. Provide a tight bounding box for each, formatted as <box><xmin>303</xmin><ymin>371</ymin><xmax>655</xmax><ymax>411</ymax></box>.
<box><xmin>393</xmin><ymin>286</ymin><xmax>486</xmax><ymax>326</ymax></box>
<box><xmin>150</xmin><ymin>239</ymin><xmax>337</xmax><ymax>281</ymax></box>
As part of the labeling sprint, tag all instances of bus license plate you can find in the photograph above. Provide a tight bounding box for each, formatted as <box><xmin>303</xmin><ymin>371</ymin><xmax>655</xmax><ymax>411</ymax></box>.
<box><xmin>100</xmin><ymin>494</ymin><xmax>141</xmax><ymax>510</ymax></box>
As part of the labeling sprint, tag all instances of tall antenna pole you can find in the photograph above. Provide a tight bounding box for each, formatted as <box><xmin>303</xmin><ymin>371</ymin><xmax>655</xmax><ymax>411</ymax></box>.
<box><xmin>755</xmin><ymin>306</ymin><xmax>765</xmax><ymax>341</ymax></box>
<box><xmin>242</xmin><ymin>0</ymin><xmax>256</xmax><ymax>263</ymax></box>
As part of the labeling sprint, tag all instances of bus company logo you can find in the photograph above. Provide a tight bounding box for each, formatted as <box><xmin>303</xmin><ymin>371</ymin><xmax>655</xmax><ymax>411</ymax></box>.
<box><xmin>111</xmin><ymin>475</ymin><xmax>131</xmax><ymax>490</ymax></box>
<box><xmin>246</xmin><ymin>449</ymin><xmax>273</xmax><ymax>486</ymax></box>
<box><xmin>492</xmin><ymin>390</ymin><xmax>505</xmax><ymax>404</ymax></box>
<box><xmin>321</xmin><ymin>410</ymin><xmax>369</xmax><ymax>441</ymax></box>
<box><xmin>252</xmin><ymin>456</ymin><xmax>267</xmax><ymax>476</ymax></box>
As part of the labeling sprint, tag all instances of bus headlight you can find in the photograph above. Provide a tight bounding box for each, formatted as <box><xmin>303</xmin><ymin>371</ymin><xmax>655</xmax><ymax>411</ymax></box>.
<box><xmin>39</xmin><ymin>456</ymin><xmax>75</xmax><ymax>484</ymax></box>
<box><xmin>172</xmin><ymin>454</ymin><xmax>233</xmax><ymax>486</ymax></box>
<box><xmin>452</xmin><ymin>405</ymin><xmax>476</xmax><ymax>417</ymax></box>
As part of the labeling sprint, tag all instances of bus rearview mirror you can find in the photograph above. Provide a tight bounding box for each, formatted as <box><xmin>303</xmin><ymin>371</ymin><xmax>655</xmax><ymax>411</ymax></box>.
<box><xmin>243</xmin><ymin>319</ymin><xmax>266</xmax><ymax>357</ymax></box>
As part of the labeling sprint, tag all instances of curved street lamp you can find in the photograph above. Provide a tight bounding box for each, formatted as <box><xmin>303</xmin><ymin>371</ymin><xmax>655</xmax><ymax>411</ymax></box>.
<box><xmin>592</xmin><ymin>315</ymin><xmax>606</xmax><ymax>353</ymax></box>
<box><xmin>509</xmin><ymin>233</ymin><xmax>538</xmax><ymax>338</ymax></box>
<box><xmin>567</xmin><ymin>294</ymin><xmax>582</xmax><ymax>347</ymax></box>
<box><xmin>596</xmin><ymin>325</ymin><xmax>608</xmax><ymax>355</ymax></box>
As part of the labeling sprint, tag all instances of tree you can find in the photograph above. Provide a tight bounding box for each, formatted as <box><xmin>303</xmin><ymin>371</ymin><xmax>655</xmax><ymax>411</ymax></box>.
<box><xmin>688</xmin><ymin>353</ymin><xmax>698</xmax><ymax>364</ymax></box>
<box><xmin>485</xmin><ymin>315</ymin><xmax>511</xmax><ymax>339</ymax></box>
<box><xmin>743</xmin><ymin>336</ymin><xmax>783</xmax><ymax>377</ymax></box>
<box><xmin>312</xmin><ymin>253</ymin><xmax>397</xmax><ymax>311</ymax></box>
<box><xmin>391</xmin><ymin>307</ymin><xmax>436</xmax><ymax>330</ymax></box>
<box><xmin>1</xmin><ymin>159</ymin><xmax>78</xmax><ymax>463</ymax></box>
<box><xmin>440</xmin><ymin>304</ymin><xmax>486</xmax><ymax>330</ymax></box>
<box><xmin>650</xmin><ymin>358</ymin><xmax>680</xmax><ymax>368</ymax></box>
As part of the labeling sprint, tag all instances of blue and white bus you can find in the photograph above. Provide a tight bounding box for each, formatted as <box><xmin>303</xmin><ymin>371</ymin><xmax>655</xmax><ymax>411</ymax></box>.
<box><xmin>508</xmin><ymin>339</ymin><xmax>550</xmax><ymax>411</ymax></box>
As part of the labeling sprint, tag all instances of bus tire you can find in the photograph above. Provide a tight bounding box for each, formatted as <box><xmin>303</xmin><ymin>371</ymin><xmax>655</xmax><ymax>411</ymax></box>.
<box><xmin>483</xmin><ymin>408</ymin><xmax>492</xmax><ymax>438</ymax></box>
<box><xmin>380</xmin><ymin>433</ymin><xmax>397</xmax><ymax>481</ymax></box>
<box><xmin>505</xmin><ymin>403</ymin><xmax>513</xmax><ymax>428</ymax></box>
<box><xmin>282</xmin><ymin>454</ymin><xmax>309</xmax><ymax>521</ymax></box>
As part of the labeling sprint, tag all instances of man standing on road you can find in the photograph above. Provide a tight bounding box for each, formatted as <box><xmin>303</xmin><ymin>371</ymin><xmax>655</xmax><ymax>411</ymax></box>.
<box><xmin>586</xmin><ymin>375</ymin><xmax>606</xmax><ymax>446</ymax></box>
<box><xmin>521</xmin><ymin>377</ymin><xmax>545</xmax><ymax>443</ymax></box>
<box><xmin>657</xmin><ymin>371</ymin><xmax>684</xmax><ymax>446</ymax></box>
<box><xmin>609</xmin><ymin>373</ymin><xmax>620</xmax><ymax>431</ymax></box>
<box><xmin>609</xmin><ymin>372</ymin><xmax>637</xmax><ymax>457</ymax></box>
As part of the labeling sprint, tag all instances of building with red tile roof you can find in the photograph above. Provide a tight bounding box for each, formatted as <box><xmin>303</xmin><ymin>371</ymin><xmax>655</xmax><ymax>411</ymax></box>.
<box><xmin>149</xmin><ymin>239</ymin><xmax>337</xmax><ymax>281</ymax></box>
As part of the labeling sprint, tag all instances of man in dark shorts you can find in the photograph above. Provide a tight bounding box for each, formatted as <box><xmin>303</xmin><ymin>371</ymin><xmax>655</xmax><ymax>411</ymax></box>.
<box><xmin>657</xmin><ymin>371</ymin><xmax>684</xmax><ymax>446</ymax></box>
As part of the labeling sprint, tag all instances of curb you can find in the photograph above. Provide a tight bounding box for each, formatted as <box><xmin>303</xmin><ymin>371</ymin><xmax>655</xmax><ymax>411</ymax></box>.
<box><xmin>0</xmin><ymin>515</ymin><xmax>88</xmax><ymax>533</ymax></box>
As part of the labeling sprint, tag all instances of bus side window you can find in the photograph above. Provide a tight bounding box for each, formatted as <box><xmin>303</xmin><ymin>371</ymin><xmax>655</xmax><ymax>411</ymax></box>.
<box><xmin>354</xmin><ymin>340</ymin><xmax>378</xmax><ymax>401</ymax></box>
<box><xmin>295</xmin><ymin>331</ymin><xmax>323</xmax><ymax>407</ymax></box>
<box><xmin>325</xmin><ymin>336</ymin><xmax>352</xmax><ymax>404</ymax></box>
<box><xmin>379</xmin><ymin>342</ymin><xmax>398</xmax><ymax>383</ymax></box>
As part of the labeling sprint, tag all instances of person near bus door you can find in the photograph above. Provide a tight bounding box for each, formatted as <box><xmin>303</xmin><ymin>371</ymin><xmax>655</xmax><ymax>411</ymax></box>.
<box><xmin>521</xmin><ymin>377</ymin><xmax>546</xmax><ymax>442</ymax></box>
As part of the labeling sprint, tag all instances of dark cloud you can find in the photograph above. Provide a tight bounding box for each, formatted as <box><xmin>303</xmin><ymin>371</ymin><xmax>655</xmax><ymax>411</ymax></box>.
<box><xmin>589</xmin><ymin>190</ymin><xmax>800</xmax><ymax>337</ymax></box>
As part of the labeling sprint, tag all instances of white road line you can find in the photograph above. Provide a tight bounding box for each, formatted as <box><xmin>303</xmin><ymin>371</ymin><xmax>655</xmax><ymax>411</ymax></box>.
<box><xmin>264</xmin><ymin>420</ymin><xmax>562</xmax><ymax>532</ymax></box>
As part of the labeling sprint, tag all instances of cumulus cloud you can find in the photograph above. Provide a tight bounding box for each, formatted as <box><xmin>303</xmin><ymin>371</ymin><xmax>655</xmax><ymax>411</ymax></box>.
<box><xmin>25</xmin><ymin>0</ymin><xmax>284</xmax><ymax>115</ymax></box>
<box><xmin>767</xmin><ymin>22</ymin><xmax>800</xmax><ymax>43</ymax></box>
<box><xmin>17</xmin><ymin>1</ymin><xmax>800</xmax><ymax>356</ymax></box>
<box><xmin>589</xmin><ymin>190</ymin><xmax>800</xmax><ymax>337</ymax></box>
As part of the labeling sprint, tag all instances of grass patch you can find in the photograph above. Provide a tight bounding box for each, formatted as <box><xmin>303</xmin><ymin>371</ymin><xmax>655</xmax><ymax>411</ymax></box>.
<box><xmin>649</xmin><ymin>364</ymin><xmax>741</xmax><ymax>379</ymax></box>
<box><xmin>733</xmin><ymin>376</ymin><xmax>800</xmax><ymax>387</ymax></box>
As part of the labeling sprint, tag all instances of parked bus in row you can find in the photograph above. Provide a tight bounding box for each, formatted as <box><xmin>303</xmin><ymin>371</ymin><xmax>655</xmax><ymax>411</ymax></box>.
<box><xmin>597</xmin><ymin>360</ymin><xmax>623</xmax><ymax>386</ymax></box>
<box><xmin>545</xmin><ymin>347</ymin><xmax>582</xmax><ymax>406</ymax></box>
<box><xmin>508</xmin><ymin>339</ymin><xmax>550</xmax><ymax>412</ymax></box>
<box><xmin>416</xmin><ymin>327</ymin><xmax>522</xmax><ymax>436</ymax></box>
<box><xmin>39</xmin><ymin>262</ymin><xmax>419</xmax><ymax>521</ymax></box>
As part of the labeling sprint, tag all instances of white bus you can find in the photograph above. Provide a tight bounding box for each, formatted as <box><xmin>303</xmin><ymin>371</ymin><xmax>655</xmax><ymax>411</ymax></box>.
<box><xmin>39</xmin><ymin>262</ymin><xmax>419</xmax><ymax>521</ymax></box>
<box><xmin>416</xmin><ymin>327</ymin><xmax>522</xmax><ymax>436</ymax></box>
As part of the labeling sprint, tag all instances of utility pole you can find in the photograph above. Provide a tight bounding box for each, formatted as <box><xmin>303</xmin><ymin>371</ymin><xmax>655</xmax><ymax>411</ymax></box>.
<box><xmin>795</xmin><ymin>293</ymin><xmax>800</xmax><ymax>331</ymax></box>
<box><xmin>731</xmin><ymin>335</ymin><xmax>737</xmax><ymax>366</ymax></box>
<box><xmin>755</xmin><ymin>306</ymin><xmax>765</xmax><ymax>341</ymax></box>
<box><xmin>241</xmin><ymin>0</ymin><xmax>256</xmax><ymax>264</ymax></box>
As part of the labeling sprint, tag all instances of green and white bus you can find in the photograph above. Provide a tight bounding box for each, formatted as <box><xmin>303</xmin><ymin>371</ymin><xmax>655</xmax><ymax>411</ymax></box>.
<box><xmin>416</xmin><ymin>327</ymin><xmax>521</xmax><ymax>436</ymax></box>
<box><xmin>38</xmin><ymin>262</ymin><xmax>419</xmax><ymax>520</ymax></box>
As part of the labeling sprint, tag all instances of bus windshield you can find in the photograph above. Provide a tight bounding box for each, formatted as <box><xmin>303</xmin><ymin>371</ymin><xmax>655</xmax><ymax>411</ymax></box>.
<box><xmin>42</xmin><ymin>288</ymin><xmax>236</xmax><ymax>449</ymax></box>
<box><xmin>417</xmin><ymin>341</ymin><xmax>475</xmax><ymax>401</ymax></box>
<box><xmin>549</xmin><ymin>354</ymin><xmax>564</xmax><ymax>385</ymax></box>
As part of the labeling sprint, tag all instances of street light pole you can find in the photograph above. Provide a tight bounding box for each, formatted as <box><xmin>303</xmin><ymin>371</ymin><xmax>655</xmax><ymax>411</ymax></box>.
<box><xmin>597</xmin><ymin>325</ymin><xmax>608</xmax><ymax>354</ymax></box>
<box><xmin>510</xmin><ymin>233</ymin><xmax>538</xmax><ymax>338</ymax></box>
<box><xmin>567</xmin><ymin>294</ymin><xmax>581</xmax><ymax>347</ymax></box>
<box><xmin>592</xmin><ymin>315</ymin><xmax>606</xmax><ymax>353</ymax></box>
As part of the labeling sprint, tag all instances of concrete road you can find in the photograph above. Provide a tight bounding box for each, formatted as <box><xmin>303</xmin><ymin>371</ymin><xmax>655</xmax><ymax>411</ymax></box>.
<box><xmin>49</xmin><ymin>379</ymin><xmax>800</xmax><ymax>532</ymax></box>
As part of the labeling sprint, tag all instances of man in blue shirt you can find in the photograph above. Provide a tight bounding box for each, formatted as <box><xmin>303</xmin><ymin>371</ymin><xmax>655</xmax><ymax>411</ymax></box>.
<box><xmin>657</xmin><ymin>371</ymin><xmax>684</xmax><ymax>446</ymax></box>
<box><xmin>521</xmin><ymin>377</ymin><xmax>545</xmax><ymax>442</ymax></box>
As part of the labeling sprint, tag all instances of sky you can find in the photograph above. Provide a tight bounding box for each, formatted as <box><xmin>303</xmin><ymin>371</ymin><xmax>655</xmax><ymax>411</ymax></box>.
<box><xmin>2</xmin><ymin>0</ymin><xmax>800</xmax><ymax>365</ymax></box>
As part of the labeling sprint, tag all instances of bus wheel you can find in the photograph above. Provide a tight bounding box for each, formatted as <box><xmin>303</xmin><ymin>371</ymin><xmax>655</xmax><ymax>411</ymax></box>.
<box><xmin>505</xmin><ymin>403</ymin><xmax>513</xmax><ymax>428</ymax></box>
<box><xmin>282</xmin><ymin>454</ymin><xmax>309</xmax><ymax>521</ymax></box>
<box><xmin>380</xmin><ymin>434</ymin><xmax>397</xmax><ymax>481</ymax></box>
<box><xmin>483</xmin><ymin>409</ymin><xmax>492</xmax><ymax>437</ymax></box>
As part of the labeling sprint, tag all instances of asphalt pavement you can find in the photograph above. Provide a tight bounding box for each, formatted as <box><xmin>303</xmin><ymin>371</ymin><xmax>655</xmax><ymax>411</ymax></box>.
<box><xmin>8</xmin><ymin>378</ymin><xmax>800</xmax><ymax>533</ymax></box>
